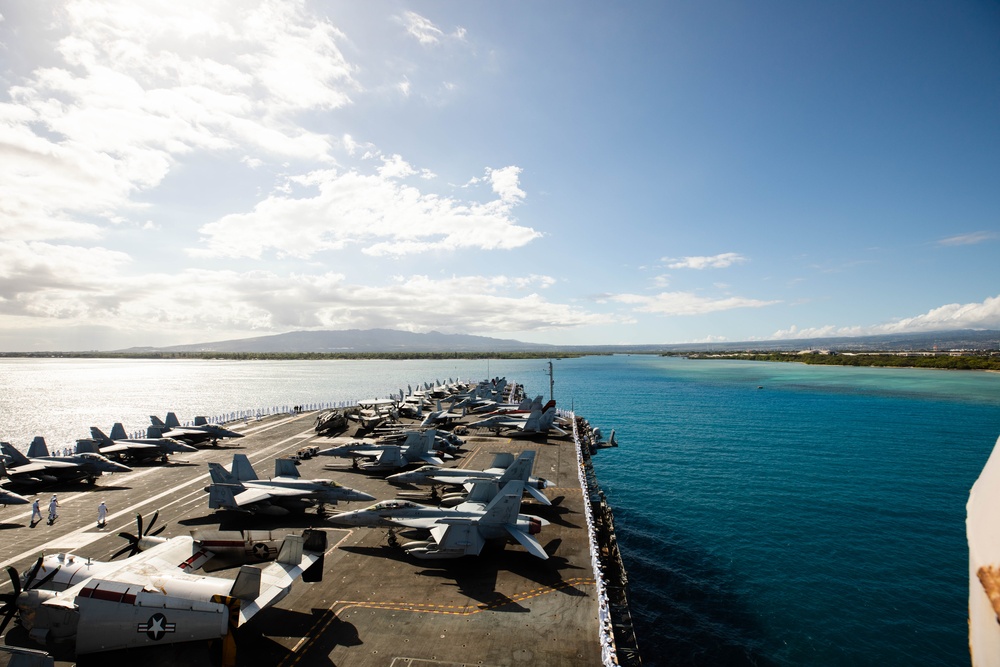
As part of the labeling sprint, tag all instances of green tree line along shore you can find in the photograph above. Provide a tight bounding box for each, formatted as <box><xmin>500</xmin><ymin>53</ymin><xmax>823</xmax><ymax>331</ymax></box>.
<box><xmin>679</xmin><ymin>352</ymin><xmax>1000</xmax><ymax>371</ymax></box>
<box><xmin>2</xmin><ymin>350</ymin><xmax>998</xmax><ymax>371</ymax></box>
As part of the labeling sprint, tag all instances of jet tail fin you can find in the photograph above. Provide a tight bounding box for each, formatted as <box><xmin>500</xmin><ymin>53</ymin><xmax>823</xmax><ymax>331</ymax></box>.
<box><xmin>109</xmin><ymin>423</ymin><xmax>129</xmax><ymax>440</ymax></box>
<box><xmin>165</xmin><ymin>412</ymin><xmax>181</xmax><ymax>428</ymax></box>
<box><xmin>2</xmin><ymin>442</ymin><xmax>31</xmax><ymax>466</ymax></box>
<box><xmin>464</xmin><ymin>479</ymin><xmax>500</xmax><ymax>505</ymax></box>
<box><xmin>208</xmin><ymin>462</ymin><xmax>238</xmax><ymax>485</ymax></box>
<box><xmin>499</xmin><ymin>451</ymin><xmax>536</xmax><ymax>484</ymax></box>
<box><xmin>480</xmin><ymin>481</ymin><xmax>525</xmax><ymax>526</ymax></box>
<box><xmin>208</xmin><ymin>482</ymin><xmax>239</xmax><ymax>510</ymax></box>
<box><xmin>274</xmin><ymin>458</ymin><xmax>299</xmax><ymax>478</ymax></box>
<box><xmin>27</xmin><ymin>437</ymin><xmax>50</xmax><ymax>458</ymax></box>
<box><xmin>150</xmin><ymin>415</ymin><xmax>166</xmax><ymax>428</ymax></box>
<box><xmin>194</xmin><ymin>416</ymin><xmax>209</xmax><ymax>426</ymax></box>
<box><xmin>231</xmin><ymin>454</ymin><xmax>258</xmax><ymax>482</ymax></box>
<box><xmin>90</xmin><ymin>427</ymin><xmax>112</xmax><ymax>444</ymax></box>
<box><xmin>75</xmin><ymin>439</ymin><xmax>100</xmax><ymax>454</ymax></box>
<box><xmin>490</xmin><ymin>452</ymin><xmax>515</xmax><ymax>470</ymax></box>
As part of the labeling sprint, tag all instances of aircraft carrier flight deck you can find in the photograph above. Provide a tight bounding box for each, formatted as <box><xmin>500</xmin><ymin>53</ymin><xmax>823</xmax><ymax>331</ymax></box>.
<box><xmin>0</xmin><ymin>385</ymin><xmax>638</xmax><ymax>666</ymax></box>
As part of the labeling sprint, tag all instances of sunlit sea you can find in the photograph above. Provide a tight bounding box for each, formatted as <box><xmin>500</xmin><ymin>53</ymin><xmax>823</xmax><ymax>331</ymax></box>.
<box><xmin>2</xmin><ymin>355</ymin><xmax>998</xmax><ymax>666</ymax></box>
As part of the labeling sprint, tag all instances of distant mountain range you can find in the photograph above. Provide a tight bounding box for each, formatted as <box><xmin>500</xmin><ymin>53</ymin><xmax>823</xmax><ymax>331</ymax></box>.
<box><xmin>122</xmin><ymin>329</ymin><xmax>558</xmax><ymax>353</ymax></box>
<box><xmin>119</xmin><ymin>328</ymin><xmax>1000</xmax><ymax>354</ymax></box>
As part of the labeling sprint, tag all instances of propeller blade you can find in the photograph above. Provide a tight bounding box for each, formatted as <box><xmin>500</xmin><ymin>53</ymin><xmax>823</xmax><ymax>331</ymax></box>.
<box><xmin>3</xmin><ymin>566</ymin><xmax>20</xmax><ymax>600</ymax></box>
<box><xmin>21</xmin><ymin>557</ymin><xmax>42</xmax><ymax>590</ymax></box>
<box><xmin>144</xmin><ymin>510</ymin><xmax>159</xmax><ymax>536</ymax></box>
<box><xmin>135</xmin><ymin>513</ymin><xmax>143</xmax><ymax>539</ymax></box>
<box><xmin>0</xmin><ymin>605</ymin><xmax>16</xmax><ymax>637</ymax></box>
<box><xmin>110</xmin><ymin>544</ymin><xmax>134</xmax><ymax>560</ymax></box>
<box><xmin>112</xmin><ymin>532</ymin><xmax>139</xmax><ymax>559</ymax></box>
<box><xmin>31</xmin><ymin>566</ymin><xmax>60</xmax><ymax>590</ymax></box>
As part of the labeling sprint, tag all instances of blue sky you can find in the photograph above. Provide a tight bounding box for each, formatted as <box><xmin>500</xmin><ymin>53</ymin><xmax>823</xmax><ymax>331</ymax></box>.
<box><xmin>0</xmin><ymin>0</ymin><xmax>997</xmax><ymax>351</ymax></box>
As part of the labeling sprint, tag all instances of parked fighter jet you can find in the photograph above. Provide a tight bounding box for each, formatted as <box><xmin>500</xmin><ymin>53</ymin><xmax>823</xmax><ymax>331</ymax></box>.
<box><xmin>0</xmin><ymin>465</ymin><xmax>29</xmax><ymax>506</ymax></box>
<box><xmin>319</xmin><ymin>429</ymin><xmax>446</xmax><ymax>472</ymax></box>
<box><xmin>470</xmin><ymin>406</ymin><xmax>567</xmax><ymax>438</ymax></box>
<box><xmin>0</xmin><ymin>527</ymin><xmax>325</xmax><ymax>659</ymax></box>
<box><xmin>81</xmin><ymin>424</ymin><xmax>198</xmax><ymax>463</ymax></box>
<box><xmin>387</xmin><ymin>450</ymin><xmax>552</xmax><ymax>505</ymax></box>
<box><xmin>420</xmin><ymin>401</ymin><xmax>466</xmax><ymax>428</ymax></box>
<box><xmin>0</xmin><ymin>460</ymin><xmax>31</xmax><ymax>506</ymax></box>
<box><xmin>0</xmin><ymin>439</ymin><xmax>131</xmax><ymax>486</ymax></box>
<box><xmin>330</xmin><ymin>480</ymin><xmax>549</xmax><ymax>559</ymax></box>
<box><xmin>149</xmin><ymin>412</ymin><xmax>244</xmax><ymax>446</ymax></box>
<box><xmin>206</xmin><ymin>455</ymin><xmax>374</xmax><ymax>515</ymax></box>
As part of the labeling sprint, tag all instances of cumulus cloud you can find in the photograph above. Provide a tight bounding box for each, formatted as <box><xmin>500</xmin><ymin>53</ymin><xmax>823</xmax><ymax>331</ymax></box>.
<box><xmin>771</xmin><ymin>294</ymin><xmax>1000</xmax><ymax>339</ymax></box>
<box><xmin>664</xmin><ymin>253</ymin><xmax>747</xmax><ymax>270</ymax></box>
<box><xmin>0</xmin><ymin>243</ymin><xmax>610</xmax><ymax>345</ymax></box>
<box><xmin>612</xmin><ymin>291</ymin><xmax>779</xmax><ymax>315</ymax></box>
<box><xmin>1</xmin><ymin>0</ymin><xmax>356</xmax><ymax>241</ymax></box>
<box><xmin>190</xmin><ymin>163</ymin><xmax>540</xmax><ymax>259</ymax></box>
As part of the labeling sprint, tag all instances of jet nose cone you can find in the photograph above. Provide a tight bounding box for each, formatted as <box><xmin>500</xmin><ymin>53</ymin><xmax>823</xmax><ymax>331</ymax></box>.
<box><xmin>386</xmin><ymin>473</ymin><xmax>409</xmax><ymax>484</ymax></box>
<box><xmin>326</xmin><ymin>511</ymin><xmax>360</xmax><ymax>526</ymax></box>
<box><xmin>114</xmin><ymin>462</ymin><xmax>133</xmax><ymax>473</ymax></box>
<box><xmin>351</xmin><ymin>490</ymin><xmax>376</xmax><ymax>502</ymax></box>
<box><xmin>178</xmin><ymin>442</ymin><xmax>199</xmax><ymax>453</ymax></box>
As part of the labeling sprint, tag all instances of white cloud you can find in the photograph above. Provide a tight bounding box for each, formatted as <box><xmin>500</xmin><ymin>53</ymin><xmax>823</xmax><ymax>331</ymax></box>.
<box><xmin>0</xmin><ymin>246</ymin><xmax>611</xmax><ymax>346</ymax></box>
<box><xmin>771</xmin><ymin>294</ymin><xmax>1000</xmax><ymax>339</ymax></box>
<box><xmin>486</xmin><ymin>166</ymin><xmax>526</xmax><ymax>204</ymax></box>
<box><xmin>612</xmin><ymin>291</ymin><xmax>779</xmax><ymax>315</ymax></box>
<box><xmin>936</xmin><ymin>231</ymin><xmax>998</xmax><ymax>247</ymax></box>
<box><xmin>190</xmin><ymin>163</ymin><xmax>541</xmax><ymax>259</ymax></box>
<box><xmin>398</xmin><ymin>12</ymin><xmax>468</xmax><ymax>46</ymax></box>
<box><xmin>664</xmin><ymin>253</ymin><xmax>747</xmax><ymax>270</ymax></box>
<box><xmin>400</xmin><ymin>11</ymin><xmax>445</xmax><ymax>46</ymax></box>
<box><xmin>1</xmin><ymin>0</ymin><xmax>356</xmax><ymax>241</ymax></box>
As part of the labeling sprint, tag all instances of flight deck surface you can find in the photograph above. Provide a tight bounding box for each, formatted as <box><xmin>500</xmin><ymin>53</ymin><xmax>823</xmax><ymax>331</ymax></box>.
<box><xmin>0</xmin><ymin>411</ymin><xmax>602</xmax><ymax>666</ymax></box>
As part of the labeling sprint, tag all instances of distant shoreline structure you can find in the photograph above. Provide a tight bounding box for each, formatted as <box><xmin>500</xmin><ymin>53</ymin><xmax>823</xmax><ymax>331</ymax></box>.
<box><xmin>1</xmin><ymin>326</ymin><xmax>997</xmax><ymax>359</ymax></box>
<box><xmin>2</xmin><ymin>349</ymin><xmax>999</xmax><ymax>371</ymax></box>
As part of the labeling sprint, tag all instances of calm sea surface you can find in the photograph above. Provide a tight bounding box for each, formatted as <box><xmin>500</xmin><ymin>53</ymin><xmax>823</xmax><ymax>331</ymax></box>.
<box><xmin>2</xmin><ymin>355</ymin><xmax>998</xmax><ymax>666</ymax></box>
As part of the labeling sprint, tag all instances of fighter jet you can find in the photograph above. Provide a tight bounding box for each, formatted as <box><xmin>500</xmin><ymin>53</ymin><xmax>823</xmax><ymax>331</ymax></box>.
<box><xmin>0</xmin><ymin>438</ymin><xmax>131</xmax><ymax>486</ymax></box>
<box><xmin>319</xmin><ymin>429</ymin><xmax>446</xmax><ymax>472</ymax></box>
<box><xmin>206</xmin><ymin>454</ymin><xmax>374</xmax><ymax>515</ymax></box>
<box><xmin>149</xmin><ymin>412</ymin><xmax>244</xmax><ymax>446</ymax></box>
<box><xmin>419</xmin><ymin>401</ymin><xmax>467</xmax><ymax>428</ymax></box>
<box><xmin>330</xmin><ymin>480</ymin><xmax>549</xmax><ymax>560</ymax></box>
<box><xmin>470</xmin><ymin>406</ymin><xmax>567</xmax><ymax>438</ymax></box>
<box><xmin>0</xmin><ymin>461</ymin><xmax>29</xmax><ymax>506</ymax></box>
<box><xmin>387</xmin><ymin>450</ymin><xmax>552</xmax><ymax>505</ymax></box>
<box><xmin>81</xmin><ymin>423</ymin><xmax>198</xmax><ymax>463</ymax></box>
<box><xmin>0</xmin><ymin>527</ymin><xmax>326</xmax><ymax>659</ymax></box>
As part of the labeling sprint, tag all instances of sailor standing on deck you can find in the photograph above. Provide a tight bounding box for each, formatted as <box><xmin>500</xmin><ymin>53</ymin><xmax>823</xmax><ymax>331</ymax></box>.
<box><xmin>47</xmin><ymin>495</ymin><xmax>59</xmax><ymax>524</ymax></box>
<box><xmin>97</xmin><ymin>500</ymin><xmax>107</xmax><ymax>529</ymax></box>
<box><xmin>30</xmin><ymin>498</ymin><xmax>42</xmax><ymax>525</ymax></box>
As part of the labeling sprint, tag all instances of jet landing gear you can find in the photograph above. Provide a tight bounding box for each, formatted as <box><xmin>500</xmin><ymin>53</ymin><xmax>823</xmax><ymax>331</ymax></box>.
<box><xmin>386</xmin><ymin>529</ymin><xmax>399</xmax><ymax>549</ymax></box>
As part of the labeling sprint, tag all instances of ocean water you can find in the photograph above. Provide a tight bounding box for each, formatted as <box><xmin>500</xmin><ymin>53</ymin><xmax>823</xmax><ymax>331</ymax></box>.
<box><xmin>1</xmin><ymin>355</ymin><xmax>998</xmax><ymax>666</ymax></box>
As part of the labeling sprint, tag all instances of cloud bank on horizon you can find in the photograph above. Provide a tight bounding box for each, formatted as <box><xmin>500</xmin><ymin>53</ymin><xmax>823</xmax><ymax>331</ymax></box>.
<box><xmin>0</xmin><ymin>1</ymin><xmax>997</xmax><ymax>351</ymax></box>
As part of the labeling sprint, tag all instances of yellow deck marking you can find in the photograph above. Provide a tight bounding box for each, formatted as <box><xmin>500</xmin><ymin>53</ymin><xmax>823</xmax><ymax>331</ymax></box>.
<box><xmin>280</xmin><ymin>577</ymin><xmax>597</xmax><ymax>666</ymax></box>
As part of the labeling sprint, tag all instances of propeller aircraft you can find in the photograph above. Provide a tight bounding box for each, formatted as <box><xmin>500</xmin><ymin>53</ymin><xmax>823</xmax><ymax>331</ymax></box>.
<box><xmin>0</xmin><ymin>517</ymin><xmax>326</xmax><ymax>660</ymax></box>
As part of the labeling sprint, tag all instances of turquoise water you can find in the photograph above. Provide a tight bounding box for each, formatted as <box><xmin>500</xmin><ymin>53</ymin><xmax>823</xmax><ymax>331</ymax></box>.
<box><xmin>553</xmin><ymin>355</ymin><xmax>1000</xmax><ymax>666</ymax></box>
<box><xmin>2</xmin><ymin>355</ymin><xmax>998</xmax><ymax>665</ymax></box>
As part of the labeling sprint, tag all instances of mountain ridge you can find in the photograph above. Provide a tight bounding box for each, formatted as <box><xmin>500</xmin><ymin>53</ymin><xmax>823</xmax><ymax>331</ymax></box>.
<box><xmin>117</xmin><ymin>328</ymin><xmax>1000</xmax><ymax>354</ymax></box>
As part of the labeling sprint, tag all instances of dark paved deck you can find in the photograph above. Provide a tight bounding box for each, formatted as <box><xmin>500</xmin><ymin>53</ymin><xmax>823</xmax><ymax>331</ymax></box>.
<box><xmin>0</xmin><ymin>411</ymin><xmax>601</xmax><ymax>666</ymax></box>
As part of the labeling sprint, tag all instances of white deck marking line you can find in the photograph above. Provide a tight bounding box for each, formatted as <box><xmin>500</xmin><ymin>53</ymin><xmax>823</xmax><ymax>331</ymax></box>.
<box><xmin>0</xmin><ymin>424</ymin><xmax>317</xmax><ymax>572</ymax></box>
